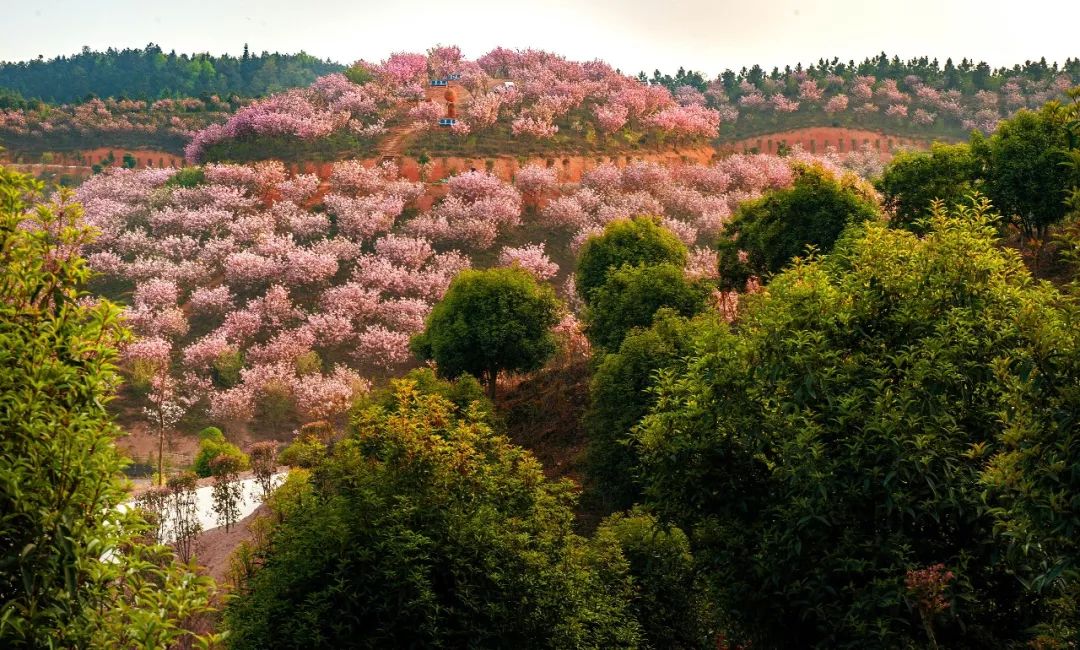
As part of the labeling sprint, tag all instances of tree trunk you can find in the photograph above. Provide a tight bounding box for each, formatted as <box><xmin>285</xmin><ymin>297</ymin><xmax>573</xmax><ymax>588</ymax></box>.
<box><xmin>158</xmin><ymin>423</ymin><xmax>165</xmax><ymax>486</ymax></box>
<box><xmin>486</xmin><ymin>368</ymin><xmax>498</xmax><ymax>401</ymax></box>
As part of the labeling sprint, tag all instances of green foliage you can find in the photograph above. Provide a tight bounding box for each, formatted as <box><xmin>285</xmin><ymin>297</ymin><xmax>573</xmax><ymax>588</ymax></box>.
<box><xmin>576</xmin><ymin>217</ymin><xmax>688</xmax><ymax>305</ymax></box>
<box><xmin>364</xmin><ymin>367</ymin><xmax>497</xmax><ymax>425</ymax></box>
<box><xmin>583</xmin><ymin>263</ymin><xmax>708</xmax><ymax>351</ymax></box>
<box><xmin>225</xmin><ymin>381</ymin><xmax>643</xmax><ymax>648</ymax></box>
<box><xmin>717</xmin><ymin>163</ymin><xmax>881</xmax><ymax>288</ymax></box>
<box><xmin>876</xmin><ymin>142</ymin><xmax>981</xmax><ymax>231</ymax></box>
<box><xmin>165</xmin><ymin>165</ymin><xmax>206</xmax><ymax>189</ymax></box>
<box><xmin>0</xmin><ymin>167</ymin><xmax>217</xmax><ymax>646</ymax></box>
<box><xmin>972</xmin><ymin>101</ymin><xmax>1080</xmax><ymax>239</ymax></box>
<box><xmin>211</xmin><ymin>348</ymin><xmax>244</xmax><ymax>387</ymax></box>
<box><xmin>343</xmin><ymin>63</ymin><xmax>374</xmax><ymax>86</ymax></box>
<box><xmin>598</xmin><ymin>509</ymin><xmax>714</xmax><ymax>649</ymax></box>
<box><xmin>201</xmin><ymin>129</ymin><xmax>380</xmax><ymax>163</ymax></box>
<box><xmin>638</xmin><ymin>197</ymin><xmax>1079</xmax><ymax>648</ymax></box>
<box><xmin>411</xmin><ymin>267</ymin><xmax>563</xmax><ymax>398</ymax></box>
<box><xmin>0</xmin><ymin>43</ymin><xmax>342</xmax><ymax>103</ymax></box>
<box><xmin>277</xmin><ymin>435</ymin><xmax>327</xmax><ymax>469</ymax></box>
<box><xmin>192</xmin><ymin>426</ymin><xmax>249</xmax><ymax>477</ymax></box>
<box><xmin>585</xmin><ymin>310</ymin><xmax>706</xmax><ymax>511</ymax></box>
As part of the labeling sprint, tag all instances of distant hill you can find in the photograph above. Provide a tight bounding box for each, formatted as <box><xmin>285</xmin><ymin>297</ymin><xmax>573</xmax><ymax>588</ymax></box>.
<box><xmin>0</xmin><ymin>43</ymin><xmax>343</xmax><ymax>103</ymax></box>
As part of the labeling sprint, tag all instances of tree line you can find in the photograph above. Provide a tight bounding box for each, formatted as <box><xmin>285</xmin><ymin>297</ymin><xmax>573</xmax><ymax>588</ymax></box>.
<box><xmin>0</xmin><ymin>43</ymin><xmax>343</xmax><ymax>104</ymax></box>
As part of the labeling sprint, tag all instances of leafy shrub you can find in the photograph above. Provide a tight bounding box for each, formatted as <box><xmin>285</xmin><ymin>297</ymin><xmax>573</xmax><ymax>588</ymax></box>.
<box><xmin>165</xmin><ymin>166</ymin><xmax>206</xmax><ymax>188</ymax></box>
<box><xmin>192</xmin><ymin>426</ymin><xmax>248</xmax><ymax>477</ymax></box>
<box><xmin>716</xmin><ymin>163</ymin><xmax>881</xmax><ymax>288</ymax></box>
<box><xmin>583</xmin><ymin>263</ymin><xmax>708</xmax><ymax>351</ymax></box>
<box><xmin>364</xmin><ymin>367</ymin><xmax>497</xmax><ymax>426</ymax></box>
<box><xmin>0</xmin><ymin>168</ymin><xmax>216</xmax><ymax>646</ymax></box>
<box><xmin>639</xmin><ymin>198</ymin><xmax>1080</xmax><ymax>648</ymax></box>
<box><xmin>876</xmin><ymin>142</ymin><xmax>980</xmax><ymax>231</ymax></box>
<box><xmin>598</xmin><ymin>509</ymin><xmax>714</xmax><ymax>649</ymax></box>
<box><xmin>576</xmin><ymin>216</ymin><xmax>688</xmax><ymax>304</ymax></box>
<box><xmin>276</xmin><ymin>435</ymin><xmax>327</xmax><ymax>469</ymax></box>
<box><xmin>585</xmin><ymin>310</ymin><xmax>708</xmax><ymax>510</ymax></box>
<box><xmin>225</xmin><ymin>380</ymin><xmax>643</xmax><ymax>648</ymax></box>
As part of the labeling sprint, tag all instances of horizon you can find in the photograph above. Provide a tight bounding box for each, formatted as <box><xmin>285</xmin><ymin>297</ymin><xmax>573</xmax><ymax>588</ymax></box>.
<box><xmin>5</xmin><ymin>0</ymin><xmax>1079</xmax><ymax>80</ymax></box>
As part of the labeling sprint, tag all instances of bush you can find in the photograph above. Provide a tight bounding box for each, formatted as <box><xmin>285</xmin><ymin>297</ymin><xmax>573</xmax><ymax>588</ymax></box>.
<box><xmin>225</xmin><ymin>380</ymin><xmax>643</xmax><ymax>648</ymax></box>
<box><xmin>193</xmin><ymin>427</ymin><xmax>248</xmax><ymax>478</ymax></box>
<box><xmin>971</xmin><ymin>101</ymin><xmax>1080</xmax><ymax>239</ymax></box>
<box><xmin>716</xmin><ymin>163</ymin><xmax>881</xmax><ymax>289</ymax></box>
<box><xmin>165</xmin><ymin>166</ymin><xmax>206</xmax><ymax>188</ymax></box>
<box><xmin>576</xmin><ymin>217</ymin><xmax>688</xmax><ymax>305</ymax></box>
<box><xmin>0</xmin><ymin>168</ymin><xmax>216</xmax><ymax>646</ymax></box>
<box><xmin>638</xmin><ymin>198</ymin><xmax>1080</xmax><ymax>648</ymax></box>
<box><xmin>276</xmin><ymin>435</ymin><xmax>326</xmax><ymax>469</ymax></box>
<box><xmin>583</xmin><ymin>263</ymin><xmax>708</xmax><ymax>351</ymax></box>
<box><xmin>585</xmin><ymin>310</ymin><xmax>707</xmax><ymax>511</ymax></box>
<box><xmin>876</xmin><ymin>142</ymin><xmax>980</xmax><ymax>231</ymax></box>
<box><xmin>364</xmin><ymin>367</ymin><xmax>497</xmax><ymax>426</ymax></box>
<box><xmin>598</xmin><ymin>509</ymin><xmax>714</xmax><ymax>649</ymax></box>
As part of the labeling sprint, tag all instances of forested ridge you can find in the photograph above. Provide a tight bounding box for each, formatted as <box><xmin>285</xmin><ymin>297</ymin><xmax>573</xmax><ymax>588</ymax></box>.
<box><xmin>0</xmin><ymin>43</ymin><xmax>342</xmax><ymax>103</ymax></box>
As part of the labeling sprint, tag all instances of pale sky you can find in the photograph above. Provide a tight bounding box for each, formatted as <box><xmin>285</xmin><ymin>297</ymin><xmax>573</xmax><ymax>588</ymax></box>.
<box><xmin>4</xmin><ymin>0</ymin><xmax>1078</xmax><ymax>77</ymax></box>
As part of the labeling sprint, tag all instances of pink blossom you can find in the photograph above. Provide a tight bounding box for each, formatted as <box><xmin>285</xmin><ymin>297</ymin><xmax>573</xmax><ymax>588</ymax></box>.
<box><xmin>189</xmin><ymin>285</ymin><xmax>235</xmax><ymax>315</ymax></box>
<box><xmin>770</xmin><ymin>95</ymin><xmax>800</xmax><ymax>113</ymax></box>
<box><xmin>498</xmin><ymin>243</ymin><xmax>559</xmax><ymax>280</ymax></box>
<box><xmin>514</xmin><ymin>164</ymin><xmax>559</xmax><ymax>199</ymax></box>
<box><xmin>123</xmin><ymin>336</ymin><xmax>172</xmax><ymax>367</ymax></box>
<box><xmin>183</xmin><ymin>335</ymin><xmax>236</xmax><ymax>371</ymax></box>
<box><xmin>797</xmin><ymin>80</ymin><xmax>824</xmax><ymax>102</ymax></box>
<box><xmin>886</xmin><ymin>104</ymin><xmax>909</xmax><ymax>118</ymax></box>
<box><xmin>686</xmin><ymin>247</ymin><xmax>719</xmax><ymax>280</ymax></box>
<box><xmin>208</xmin><ymin>386</ymin><xmax>255</xmax><ymax>424</ymax></box>
<box><xmin>133</xmin><ymin>278</ymin><xmax>179</xmax><ymax>310</ymax></box>
<box><xmin>593</xmin><ymin>102</ymin><xmax>629</xmax><ymax>133</ymax></box>
<box><xmin>374</xmin><ymin>234</ymin><xmax>434</xmax><ymax>269</ymax></box>
<box><xmin>824</xmin><ymin>94</ymin><xmax>849</xmax><ymax>114</ymax></box>
<box><xmin>511</xmin><ymin>116</ymin><xmax>559</xmax><ymax>138</ymax></box>
<box><xmin>276</xmin><ymin>174</ymin><xmax>321</xmax><ymax>205</ymax></box>
<box><xmin>660</xmin><ymin>217</ymin><xmax>699</xmax><ymax>246</ymax></box>
<box><xmin>356</xmin><ymin>325</ymin><xmax>413</xmax><ymax>370</ymax></box>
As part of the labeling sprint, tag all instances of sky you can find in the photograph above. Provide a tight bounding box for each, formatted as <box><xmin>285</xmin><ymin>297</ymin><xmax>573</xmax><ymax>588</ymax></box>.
<box><xmin>4</xmin><ymin>0</ymin><xmax>1079</xmax><ymax>77</ymax></box>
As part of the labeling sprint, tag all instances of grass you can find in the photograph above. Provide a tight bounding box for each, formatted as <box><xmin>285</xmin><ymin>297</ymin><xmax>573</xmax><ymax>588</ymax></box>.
<box><xmin>202</xmin><ymin>131</ymin><xmax>381</xmax><ymax>163</ymax></box>
<box><xmin>717</xmin><ymin>109</ymin><xmax>971</xmax><ymax>143</ymax></box>
<box><xmin>0</xmin><ymin>130</ymin><xmax>190</xmax><ymax>158</ymax></box>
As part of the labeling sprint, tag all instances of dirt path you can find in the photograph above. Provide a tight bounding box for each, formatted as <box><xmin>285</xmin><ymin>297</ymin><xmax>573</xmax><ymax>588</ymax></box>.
<box><xmin>195</xmin><ymin>504</ymin><xmax>270</xmax><ymax>584</ymax></box>
<box><xmin>376</xmin><ymin>123</ymin><xmax>419</xmax><ymax>158</ymax></box>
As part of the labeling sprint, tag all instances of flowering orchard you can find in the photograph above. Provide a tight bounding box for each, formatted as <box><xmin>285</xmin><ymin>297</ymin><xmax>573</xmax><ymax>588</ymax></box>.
<box><xmin>184</xmin><ymin>46</ymin><xmax>725</xmax><ymax>163</ymax></box>
<box><xmin>77</xmin><ymin>161</ymin><xmax>465</xmax><ymax>430</ymax></box>
<box><xmin>77</xmin><ymin>148</ymin><xmax>879</xmax><ymax>433</ymax></box>
<box><xmin>1</xmin><ymin>96</ymin><xmax>235</xmax><ymax>156</ymax></box>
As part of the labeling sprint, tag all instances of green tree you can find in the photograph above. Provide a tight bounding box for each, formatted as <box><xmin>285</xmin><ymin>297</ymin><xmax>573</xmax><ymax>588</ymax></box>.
<box><xmin>192</xmin><ymin>425</ymin><xmax>249</xmax><ymax>477</ymax></box>
<box><xmin>0</xmin><ymin>168</ymin><xmax>217</xmax><ymax>646</ymax></box>
<box><xmin>717</xmin><ymin>163</ymin><xmax>881</xmax><ymax>288</ymax></box>
<box><xmin>585</xmin><ymin>310</ymin><xmax>707</xmax><ymax>511</ymax></box>
<box><xmin>876</xmin><ymin>142</ymin><xmax>981</xmax><ymax>231</ymax></box>
<box><xmin>225</xmin><ymin>381</ymin><xmax>643</xmax><ymax>648</ymax></box>
<box><xmin>972</xmin><ymin>101</ymin><xmax>1080</xmax><ymax>241</ymax></box>
<box><xmin>638</xmin><ymin>198</ymin><xmax>1078</xmax><ymax>648</ymax></box>
<box><xmin>598</xmin><ymin>509</ymin><xmax>714</xmax><ymax>649</ymax></box>
<box><xmin>583</xmin><ymin>263</ymin><xmax>708</xmax><ymax>352</ymax></box>
<box><xmin>576</xmin><ymin>217</ymin><xmax>688</xmax><ymax>305</ymax></box>
<box><xmin>411</xmin><ymin>267</ymin><xmax>563</xmax><ymax>399</ymax></box>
